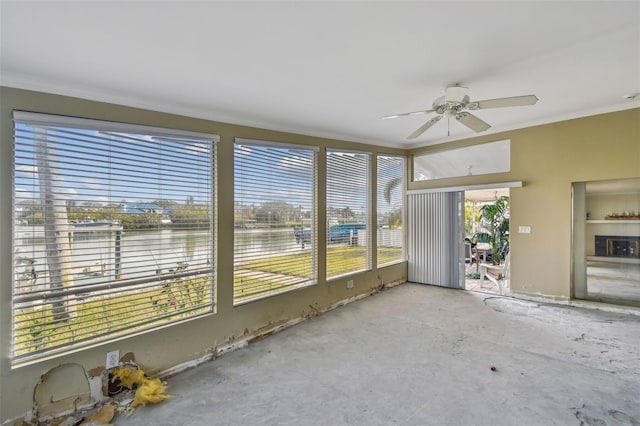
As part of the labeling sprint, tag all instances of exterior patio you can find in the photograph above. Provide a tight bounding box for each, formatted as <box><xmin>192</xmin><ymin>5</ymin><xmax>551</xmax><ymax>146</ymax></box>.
<box><xmin>465</xmin><ymin>260</ymin><xmax>502</xmax><ymax>295</ymax></box>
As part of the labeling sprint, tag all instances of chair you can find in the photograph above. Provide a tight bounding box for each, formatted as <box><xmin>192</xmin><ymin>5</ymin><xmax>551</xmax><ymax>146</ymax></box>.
<box><xmin>472</xmin><ymin>232</ymin><xmax>492</xmax><ymax>244</ymax></box>
<box><xmin>464</xmin><ymin>242</ymin><xmax>476</xmax><ymax>264</ymax></box>
<box><xmin>474</xmin><ymin>242</ymin><xmax>492</xmax><ymax>267</ymax></box>
<box><xmin>479</xmin><ymin>253</ymin><xmax>510</xmax><ymax>295</ymax></box>
<box><xmin>472</xmin><ymin>232</ymin><xmax>493</xmax><ymax>262</ymax></box>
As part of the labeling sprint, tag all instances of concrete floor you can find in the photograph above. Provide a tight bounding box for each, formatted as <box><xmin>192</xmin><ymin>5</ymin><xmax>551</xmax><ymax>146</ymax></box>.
<box><xmin>114</xmin><ymin>283</ymin><xmax>640</xmax><ymax>426</ymax></box>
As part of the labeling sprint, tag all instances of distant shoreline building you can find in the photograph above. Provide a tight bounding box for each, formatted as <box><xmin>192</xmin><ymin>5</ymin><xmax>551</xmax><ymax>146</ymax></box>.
<box><xmin>118</xmin><ymin>202</ymin><xmax>172</xmax><ymax>224</ymax></box>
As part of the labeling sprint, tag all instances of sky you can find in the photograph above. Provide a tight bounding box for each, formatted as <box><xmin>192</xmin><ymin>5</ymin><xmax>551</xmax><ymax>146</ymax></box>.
<box><xmin>234</xmin><ymin>143</ymin><xmax>404</xmax><ymax>216</ymax></box>
<box><xmin>14</xmin><ymin>123</ymin><xmax>213</xmax><ymax>208</ymax></box>
<box><xmin>14</xmin><ymin>122</ymin><xmax>404</xmax><ymax>217</ymax></box>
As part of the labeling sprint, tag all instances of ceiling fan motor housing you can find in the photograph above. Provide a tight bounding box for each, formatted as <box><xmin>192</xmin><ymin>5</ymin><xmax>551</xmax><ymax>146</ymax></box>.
<box><xmin>433</xmin><ymin>95</ymin><xmax>471</xmax><ymax>116</ymax></box>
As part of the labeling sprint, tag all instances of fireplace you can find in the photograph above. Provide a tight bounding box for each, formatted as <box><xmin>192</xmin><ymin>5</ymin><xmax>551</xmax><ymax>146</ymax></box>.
<box><xmin>595</xmin><ymin>235</ymin><xmax>640</xmax><ymax>258</ymax></box>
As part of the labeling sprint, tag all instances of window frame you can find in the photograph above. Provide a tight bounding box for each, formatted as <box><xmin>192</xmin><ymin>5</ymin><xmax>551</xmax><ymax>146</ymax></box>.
<box><xmin>11</xmin><ymin>111</ymin><xmax>218</xmax><ymax>365</ymax></box>
<box><xmin>413</xmin><ymin>139</ymin><xmax>510</xmax><ymax>181</ymax></box>
<box><xmin>326</xmin><ymin>148</ymin><xmax>372</xmax><ymax>280</ymax></box>
<box><xmin>376</xmin><ymin>154</ymin><xmax>406</xmax><ymax>267</ymax></box>
<box><xmin>233</xmin><ymin>138</ymin><xmax>318</xmax><ymax>305</ymax></box>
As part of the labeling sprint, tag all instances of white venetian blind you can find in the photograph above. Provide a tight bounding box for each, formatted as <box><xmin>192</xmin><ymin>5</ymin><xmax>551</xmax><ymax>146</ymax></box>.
<box><xmin>326</xmin><ymin>150</ymin><xmax>371</xmax><ymax>278</ymax></box>
<box><xmin>377</xmin><ymin>155</ymin><xmax>406</xmax><ymax>266</ymax></box>
<box><xmin>234</xmin><ymin>139</ymin><xmax>317</xmax><ymax>304</ymax></box>
<box><xmin>12</xmin><ymin>111</ymin><xmax>217</xmax><ymax>364</ymax></box>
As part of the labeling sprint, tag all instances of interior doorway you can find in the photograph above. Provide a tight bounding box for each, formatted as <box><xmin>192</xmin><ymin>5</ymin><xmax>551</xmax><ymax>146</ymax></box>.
<box><xmin>572</xmin><ymin>178</ymin><xmax>640</xmax><ymax>308</ymax></box>
<box><xmin>463</xmin><ymin>187</ymin><xmax>510</xmax><ymax>294</ymax></box>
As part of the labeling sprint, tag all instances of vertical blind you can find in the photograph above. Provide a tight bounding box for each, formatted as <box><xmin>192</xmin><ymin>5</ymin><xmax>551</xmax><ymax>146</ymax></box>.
<box><xmin>326</xmin><ymin>150</ymin><xmax>370</xmax><ymax>278</ymax></box>
<box><xmin>234</xmin><ymin>139</ymin><xmax>317</xmax><ymax>304</ymax></box>
<box><xmin>377</xmin><ymin>155</ymin><xmax>406</xmax><ymax>266</ymax></box>
<box><xmin>12</xmin><ymin>111</ymin><xmax>217</xmax><ymax>363</ymax></box>
<box><xmin>407</xmin><ymin>191</ymin><xmax>463</xmax><ymax>288</ymax></box>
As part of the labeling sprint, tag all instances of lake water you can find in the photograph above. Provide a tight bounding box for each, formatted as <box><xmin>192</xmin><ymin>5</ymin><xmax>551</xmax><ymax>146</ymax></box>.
<box><xmin>14</xmin><ymin>227</ymin><xmax>303</xmax><ymax>291</ymax></box>
<box><xmin>14</xmin><ymin>226</ymin><xmax>399</xmax><ymax>292</ymax></box>
<box><xmin>234</xmin><ymin>228</ymin><xmax>305</xmax><ymax>262</ymax></box>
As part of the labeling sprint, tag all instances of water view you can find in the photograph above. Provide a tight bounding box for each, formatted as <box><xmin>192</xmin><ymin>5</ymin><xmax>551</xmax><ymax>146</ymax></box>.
<box><xmin>15</xmin><ymin>226</ymin><xmax>213</xmax><ymax>292</ymax></box>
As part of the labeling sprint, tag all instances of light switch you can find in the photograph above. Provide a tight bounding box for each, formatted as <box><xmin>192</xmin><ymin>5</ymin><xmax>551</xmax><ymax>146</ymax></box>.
<box><xmin>518</xmin><ymin>226</ymin><xmax>531</xmax><ymax>234</ymax></box>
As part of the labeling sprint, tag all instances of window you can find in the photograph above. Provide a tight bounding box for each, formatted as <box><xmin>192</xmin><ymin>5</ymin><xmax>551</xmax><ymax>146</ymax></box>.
<box><xmin>234</xmin><ymin>139</ymin><xmax>317</xmax><ymax>304</ymax></box>
<box><xmin>413</xmin><ymin>139</ymin><xmax>510</xmax><ymax>181</ymax></box>
<box><xmin>326</xmin><ymin>150</ymin><xmax>370</xmax><ymax>278</ymax></box>
<box><xmin>377</xmin><ymin>155</ymin><xmax>405</xmax><ymax>266</ymax></box>
<box><xmin>12</xmin><ymin>111</ymin><xmax>217</xmax><ymax>364</ymax></box>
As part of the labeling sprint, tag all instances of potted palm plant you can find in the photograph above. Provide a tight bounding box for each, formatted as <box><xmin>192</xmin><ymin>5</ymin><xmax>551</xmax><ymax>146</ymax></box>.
<box><xmin>480</xmin><ymin>196</ymin><xmax>509</xmax><ymax>263</ymax></box>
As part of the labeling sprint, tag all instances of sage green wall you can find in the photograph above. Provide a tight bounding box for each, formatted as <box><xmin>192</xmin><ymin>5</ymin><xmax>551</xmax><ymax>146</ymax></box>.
<box><xmin>0</xmin><ymin>87</ymin><xmax>407</xmax><ymax>423</ymax></box>
<box><xmin>408</xmin><ymin>107</ymin><xmax>640</xmax><ymax>301</ymax></box>
<box><xmin>2</xmin><ymin>86</ymin><xmax>638</xmax><ymax>423</ymax></box>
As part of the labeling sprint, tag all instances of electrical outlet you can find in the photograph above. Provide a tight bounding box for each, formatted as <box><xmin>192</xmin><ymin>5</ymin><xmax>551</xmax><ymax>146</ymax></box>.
<box><xmin>106</xmin><ymin>350</ymin><xmax>120</xmax><ymax>369</ymax></box>
<box><xmin>347</xmin><ymin>279</ymin><xmax>354</xmax><ymax>289</ymax></box>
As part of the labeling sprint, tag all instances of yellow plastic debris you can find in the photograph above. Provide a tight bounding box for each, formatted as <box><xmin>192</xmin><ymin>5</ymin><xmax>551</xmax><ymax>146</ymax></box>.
<box><xmin>111</xmin><ymin>366</ymin><xmax>171</xmax><ymax>414</ymax></box>
<box><xmin>111</xmin><ymin>367</ymin><xmax>145</xmax><ymax>389</ymax></box>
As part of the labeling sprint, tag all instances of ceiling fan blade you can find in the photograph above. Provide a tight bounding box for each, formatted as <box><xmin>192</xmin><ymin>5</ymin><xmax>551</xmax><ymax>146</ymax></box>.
<box><xmin>382</xmin><ymin>109</ymin><xmax>434</xmax><ymax>120</ymax></box>
<box><xmin>407</xmin><ymin>115</ymin><xmax>443</xmax><ymax>139</ymax></box>
<box><xmin>471</xmin><ymin>95</ymin><xmax>539</xmax><ymax>110</ymax></box>
<box><xmin>445</xmin><ymin>86</ymin><xmax>468</xmax><ymax>103</ymax></box>
<box><xmin>455</xmin><ymin>112</ymin><xmax>491</xmax><ymax>132</ymax></box>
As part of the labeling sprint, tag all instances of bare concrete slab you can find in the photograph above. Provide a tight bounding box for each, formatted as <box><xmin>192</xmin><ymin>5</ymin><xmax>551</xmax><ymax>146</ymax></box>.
<box><xmin>113</xmin><ymin>283</ymin><xmax>640</xmax><ymax>426</ymax></box>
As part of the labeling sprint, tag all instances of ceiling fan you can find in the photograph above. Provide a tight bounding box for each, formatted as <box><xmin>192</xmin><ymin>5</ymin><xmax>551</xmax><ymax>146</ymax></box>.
<box><xmin>383</xmin><ymin>85</ymin><xmax>539</xmax><ymax>139</ymax></box>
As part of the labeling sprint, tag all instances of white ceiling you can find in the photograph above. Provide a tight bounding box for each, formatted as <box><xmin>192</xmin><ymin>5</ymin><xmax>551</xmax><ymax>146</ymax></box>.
<box><xmin>466</xmin><ymin>187</ymin><xmax>510</xmax><ymax>203</ymax></box>
<box><xmin>1</xmin><ymin>1</ymin><xmax>639</xmax><ymax>149</ymax></box>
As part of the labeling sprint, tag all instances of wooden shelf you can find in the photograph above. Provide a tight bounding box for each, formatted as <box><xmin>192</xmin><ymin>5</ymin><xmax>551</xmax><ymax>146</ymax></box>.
<box><xmin>587</xmin><ymin>220</ymin><xmax>640</xmax><ymax>224</ymax></box>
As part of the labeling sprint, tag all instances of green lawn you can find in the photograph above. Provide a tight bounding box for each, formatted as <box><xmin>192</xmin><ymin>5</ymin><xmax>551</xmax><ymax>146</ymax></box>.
<box><xmin>233</xmin><ymin>275</ymin><xmax>291</xmax><ymax>304</ymax></box>
<box><xmin>15</xmin><ymin>247</ymin><xmax>405</xmax><ymax>358</ymax></box>
<box><xmin>234</xmin><ymin>246</ymin><xmax>404</xmax><ymax>303</ymax></box>
<box><xmin>238</xmin><ymin>246</ymin><xmax>403</xmax><ymax>278</ymax></box>
<box><xmin>13</xmin><ymin>276</ymin><xmax>212</xmax><ymax>360</ymax></box>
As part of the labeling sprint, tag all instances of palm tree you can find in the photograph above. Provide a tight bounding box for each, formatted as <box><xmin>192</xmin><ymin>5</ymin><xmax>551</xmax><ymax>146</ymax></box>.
<box><xmin>383</xmin><ymin>177</ymin><xmax>403</xmax><ymax>229</ymax></box>
<box><xmin>480</xmin><ymin>196</ymin><xmax>509</xmax><ymax>262</ymax></box>
<box><xmin>35</xmin><ymin>128</ymin><xmax>74</xmax><ymax>320</ymax></box>
<box><xmin>383</xmin><ymin>177</ymin><xmax>402</xmax><ymax>204</ymax></box>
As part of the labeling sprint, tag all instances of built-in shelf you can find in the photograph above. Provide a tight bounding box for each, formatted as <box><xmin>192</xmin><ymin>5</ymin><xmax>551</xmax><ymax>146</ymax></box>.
<box><xmin>587</xmin><ymin>220</ymin><xmax>640</xmax><ymax>224</ymax></box>
<box><xmin>587</xmin><ymin>256</ymin><xmax>640</xmax><ymax>265</ymax></box>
